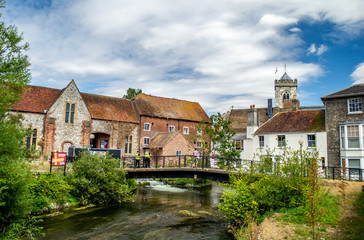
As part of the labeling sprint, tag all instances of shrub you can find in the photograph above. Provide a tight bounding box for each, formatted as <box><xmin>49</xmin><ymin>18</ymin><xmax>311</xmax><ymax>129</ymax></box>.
<box><xmin>66</xmin><ymin>152</ymin><xmax>136</xmax><ymax>205</ymax></box>
<box><xmin>30</xmin><ymin>173</ymin><xmax>71</xmax><ymax>214</ymax></box>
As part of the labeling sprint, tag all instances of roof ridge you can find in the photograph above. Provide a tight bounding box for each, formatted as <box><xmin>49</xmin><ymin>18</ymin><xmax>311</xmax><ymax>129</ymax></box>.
<box><xmin>137</xmin><ymin>93</ymin><xmax>199</xmax><ymax>104</ymax></box>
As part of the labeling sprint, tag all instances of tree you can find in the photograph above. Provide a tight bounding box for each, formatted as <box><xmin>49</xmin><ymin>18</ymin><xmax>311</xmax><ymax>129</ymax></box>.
<box><xmin>122</xmin><ymin>88</ymin><xmax>142</xmax><ymax>99</ymax></box>
<box><xmin>0</xmin><ymin>1</ymin><xmax>36</xmax><ymax>238</ymax></box>
<box><xmin>193</xmin><ymin>113</ymin><xmax>240</xmax><ymax>168</ymax></box>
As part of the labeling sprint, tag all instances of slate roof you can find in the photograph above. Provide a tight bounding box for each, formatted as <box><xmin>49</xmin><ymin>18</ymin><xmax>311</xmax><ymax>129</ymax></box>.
<box><xmin>280</xmin><ymin>72</ymin><xmax>293</xmax><ymax>80</ymax></box>
<box><xmin>11</xmin><ymin>85</ymin><xmax>138</xmax><ymax>123</ymax></box>
<box><xmin>321</xmin><ymin>83</ymin><xmax>364</xmax><ymax>100</ymax></box>
<box><xmin>132</xmin><ymin>93</ymin><xmax>210</xmax><ymax>122</ymax></box>
<box><xmin>255</xmin><ymin>110</ymin><xmax>325</xmax><ymax>134</ymax></box>
<box><xmin>11</xmin><ymin>85</ymin><xmax>61</xmax><ymax>114</ymax></box>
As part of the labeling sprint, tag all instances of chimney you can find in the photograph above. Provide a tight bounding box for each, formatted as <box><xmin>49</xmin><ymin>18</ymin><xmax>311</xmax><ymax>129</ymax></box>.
<box><xmin>247</xmin><ymin>104</ymin><xmax>259</xmax><ymax>138</ymax></box>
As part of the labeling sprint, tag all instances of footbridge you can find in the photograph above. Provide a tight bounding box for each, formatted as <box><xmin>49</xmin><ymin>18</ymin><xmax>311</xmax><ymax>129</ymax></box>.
<box><xmin>126</xmin><ymin>167</ymin><xmax>230</xmax><ymax>181</ymax></box>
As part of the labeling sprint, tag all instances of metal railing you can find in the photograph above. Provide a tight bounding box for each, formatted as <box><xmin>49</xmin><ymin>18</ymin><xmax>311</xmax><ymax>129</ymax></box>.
<box><xmin>122</xmin><ymin>156</ymin><xmax>364</xmax><ymax>181</ymax></box>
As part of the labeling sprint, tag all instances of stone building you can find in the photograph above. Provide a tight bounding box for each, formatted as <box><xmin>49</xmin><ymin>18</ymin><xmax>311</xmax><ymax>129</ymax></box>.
<box><xmin>11</xmin><ymin>80</ymin><xmax>209</xmax><ymax>158</ymax></box>
<box><xmin>321</xmin><ymin>83</ymin><xmax>364</xmax><ymax>169</ymax></box>
<box><xmin>131</xmin><ymin>93</ymin><xmax>210</xmax><ymax>156</ymax></box>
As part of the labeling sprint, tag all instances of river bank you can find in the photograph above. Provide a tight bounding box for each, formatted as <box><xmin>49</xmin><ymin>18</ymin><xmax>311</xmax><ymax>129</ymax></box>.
<box><xmin>39</xmin><ymin>180</ymin><xmax>234</xmax><ymax>239</ymax></box>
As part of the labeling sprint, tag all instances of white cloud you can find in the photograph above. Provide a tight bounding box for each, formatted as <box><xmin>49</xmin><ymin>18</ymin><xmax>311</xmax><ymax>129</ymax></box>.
<box><xmin>4</xmin><ymin>0</ymin><xmax>364</xmax><ymax>114</ymax></box>
<box><xmin>351</xmin><ymin>63</ymin><xmax>364</xmax><ymax>84</ymax></box>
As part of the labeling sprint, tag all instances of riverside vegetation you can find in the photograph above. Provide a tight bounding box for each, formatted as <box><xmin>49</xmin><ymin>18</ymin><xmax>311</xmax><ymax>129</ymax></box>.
<box><xmin>217</xmin><ymin>148</ymin><xmax>363</xmax><ymax>240</ymax></box>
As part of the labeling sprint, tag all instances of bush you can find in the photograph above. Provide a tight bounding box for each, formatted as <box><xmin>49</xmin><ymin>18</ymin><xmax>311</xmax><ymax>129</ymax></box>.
<box><xmin>66</xmin><ymin>152</ymin><xmax>136</xmax><ymax>205</ymax></box>
<box><xmin>30</xmin><ymin>173</ymin><xmax>71</xmax><ymax>214</ymax></box>
<box><xmin>218</xmin><ymin>174</ymin><xmax>258</xmax><ymax>223</ymax></box>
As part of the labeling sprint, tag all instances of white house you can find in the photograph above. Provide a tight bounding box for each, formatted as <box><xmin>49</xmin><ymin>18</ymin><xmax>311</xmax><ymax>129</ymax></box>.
<box><xmin>240</xmin><ymin>108</ymin><xmax>327</xmax><ymax>166</ymax></box>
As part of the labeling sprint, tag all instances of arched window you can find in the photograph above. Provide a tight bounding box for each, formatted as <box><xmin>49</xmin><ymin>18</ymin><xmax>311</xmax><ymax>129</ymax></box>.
<box><xmin>65</xmin><ymin>103</ymin><xmax>76</xmax><ymax>124</ymax></box>
<box><xmin>283</xmin><ymin>92</ymin><xmax>290</xmax><ymax>101</ymax></box>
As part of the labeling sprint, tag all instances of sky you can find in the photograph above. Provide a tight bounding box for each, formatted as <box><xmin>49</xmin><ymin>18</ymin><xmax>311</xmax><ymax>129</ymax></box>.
<box><xmin>3</xmin><ymin>0</ymin><xmax>364</xmax><ymax>115</ymax></box>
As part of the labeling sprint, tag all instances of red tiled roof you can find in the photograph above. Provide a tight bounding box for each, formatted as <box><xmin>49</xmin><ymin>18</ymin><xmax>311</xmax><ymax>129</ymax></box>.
<box><xmin>11</xmin><ymin>85</ymin><xmax>61</xmax><ymax>114</ymax></box>
<box><xmin>132</xmin><ymin>93</ymin><xmax>209</xmax><ymax>122</ymax></box>
<box><xmin>255</xmin><ymin>110</ymin><xmax>325</xmax><ymax>134</ymax></box>
<box><xmin>81</xmin><ymin>93</ymin><xmax>138</xmax><ymax>123</ymax></box>
<box><xmin>11</xmin><ymin>85</ymin><xmax>138</xmax><ymax>123</ymax></box>
<box><xmin>147</xmin><ymin>131</ymin><xmax>180</xmax><ymax>149</ymax></box>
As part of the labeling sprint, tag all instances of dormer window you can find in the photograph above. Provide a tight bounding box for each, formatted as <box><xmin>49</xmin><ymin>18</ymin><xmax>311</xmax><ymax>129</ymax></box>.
<box><xmin>65</xmin><ymin>103</ymin><xmax>76</xmax><ymax>124</ymax></box>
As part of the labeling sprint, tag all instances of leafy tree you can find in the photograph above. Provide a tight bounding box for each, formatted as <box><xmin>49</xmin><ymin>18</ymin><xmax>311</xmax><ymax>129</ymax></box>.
<box><xmin>67</xmin><ymin>152</ymin><xmax>136</xmax><ymax>205</ymax></box>
<box><xmin>194</xmin><ymin>113</ymin><xmax>240</xmax><ymax>168</ymax></box>
<box><xmin>0</xmin><ymin>2</ymin><xmax>37</xmax><ymax>238</ymax></box>
<box><xmin>122</xmin><ymin>88</ymin><xmax>142</xmax><ymax>99</ymax></box>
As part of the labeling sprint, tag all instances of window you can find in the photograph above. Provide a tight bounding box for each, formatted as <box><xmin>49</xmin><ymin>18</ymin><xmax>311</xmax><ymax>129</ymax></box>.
<box><xmin>183</xmin><ymin>127</ymin><xmax>189</xmax><ymax>134</ymax></box>
<box><xmin>341</xmin><ymin>126</ymin><xmax>346</xmax><ymax>148</ymax></box>
<box><xmin>197</xmin><ymin>141</ymin><xmax>202</xmax><ymax>148</ymax></box>
<box><xmin>144</xmin><ymin>123</ymin><xmax>150</xmax><ymax>131</ymax></box>
<box><xmin>348</xmin><ymin>98</ymin><xmax>362</xmax><ymax>113</ymax></box>
<box><xmin>129</xmin><ymin>136</ymin><xmax>132</xmax><ymax>153</ymax></box>
<box><xmin>124</xmin><ymin>137</ymin><xmax>128</xmax><ymax>153</ymax></box>
<box><xmin>283</xmin><ymin>92</ymin><xmax>290</xmax><ymax>100</ymax></box>
<box><xmin>277</xmin><ymin>135</ymin><xmax>286</xmax><ymax>147</ymax></box>
<box><xmin>347</xmin><ymin>125</ymin><xmax>359</xmax><ymax>148</ymax></box>
<box><xmin>26</xmin><ymin>128</ymin><xmax>37</xmax><ymax>149</ymax></box>
<box><xmin>176</xmin><ymin>150</ymin><xmax>182</xmax><ymax>156</ymax></box>
<box><xmin>234</xmin><ymin>140</ymin><xmax>243</xmax><ymax>150</ymax></box>
<box><xmin>169</xmin><ymin>125</ymin><xmax>175</xmax><ymax>132</ymax></box>
<box><xmin>197</xmin><ymin>129</ymin><xmax>202</xmax><ymax>136</ymax></box>
<box><xmin>307</xmin><ymin>134</ymin><xmax>316</xmax><ymax>147</ymax></box>
<box><xmin>259</xmin><ymin>136</ymin><xmax>264</xmax><ymax>148</ymax></box>
<box><xmin>144</xmin><ymin>137</ymin><xmax>150</xmax><ymax>145</ymax></box>
<box><xmin>124</xmin><ymin>136</ymin><xmax>133</xmax><ymax>154</ymax></box>
<box><xmin>348</xmin><ymin>159</ymin><xmax>360</xmax><ymax>168</ymax></box>
<box><xmin>65</xmin><ymin>103</ymin><xmax>76</xmax><ymax>124</ymax></box>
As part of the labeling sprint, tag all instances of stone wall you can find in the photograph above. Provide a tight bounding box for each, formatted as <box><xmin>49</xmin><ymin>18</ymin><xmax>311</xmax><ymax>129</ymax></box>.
<box><xmin>325</xmin><ymin>96</ymin><xmax>364</xmax><ymax>166</ymax></box>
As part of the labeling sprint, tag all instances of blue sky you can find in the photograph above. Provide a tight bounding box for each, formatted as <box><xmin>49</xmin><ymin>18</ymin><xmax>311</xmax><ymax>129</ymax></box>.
<box><xmin>3</xmin><ymin>0</ymin><xmax>364</xmax><ymax>115</ymax></box>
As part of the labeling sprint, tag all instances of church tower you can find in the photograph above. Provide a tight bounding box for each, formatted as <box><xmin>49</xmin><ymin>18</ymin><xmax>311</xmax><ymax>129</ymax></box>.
<box><xmin>274</xmin><ymin>72</ymin><xmax>298</xmax><ymax>108</ymax></box>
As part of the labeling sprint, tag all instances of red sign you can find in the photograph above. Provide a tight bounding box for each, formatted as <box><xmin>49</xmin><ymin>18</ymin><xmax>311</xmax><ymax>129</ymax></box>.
<box><xmin>51</xmin><ymin>152</ymin><xmax>67</xmax><ymax>166</ymax></box>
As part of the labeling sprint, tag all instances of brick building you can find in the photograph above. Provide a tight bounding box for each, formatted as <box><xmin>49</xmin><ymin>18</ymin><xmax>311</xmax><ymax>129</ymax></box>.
<box><xmin>131</xmin><ymin>93</ymin><xmax>210</xmax><ymax>156</ymax></box>
<box><xmin>321</xmin><ymin>83</ymin><xmax>364</xmax><ymax>169</ymax></box>
<box><xmin>10</xmin><ymin>80</ymin><xmax>209</xmax><ymax>157</ymax></box>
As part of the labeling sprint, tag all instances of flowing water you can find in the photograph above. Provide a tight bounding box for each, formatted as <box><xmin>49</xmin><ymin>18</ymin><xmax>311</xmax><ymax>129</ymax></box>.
<box><xmin>39</xmin><ymin>180</ymin><xmax>233</xmax><ymax>240</ymax></box>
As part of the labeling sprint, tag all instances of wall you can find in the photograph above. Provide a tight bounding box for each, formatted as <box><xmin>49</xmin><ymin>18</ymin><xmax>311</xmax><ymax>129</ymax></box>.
<box><xmin>325</xmin><ymin>96</ymin><xmax>364</xmax><ymax>166</ymax></box>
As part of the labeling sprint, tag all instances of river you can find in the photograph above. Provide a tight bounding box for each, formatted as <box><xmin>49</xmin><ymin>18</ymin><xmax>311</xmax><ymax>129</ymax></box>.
<box><xmin>39</xmin><ymin>180</ymin><xmax>234</xmax><ymax>240</ymax></box>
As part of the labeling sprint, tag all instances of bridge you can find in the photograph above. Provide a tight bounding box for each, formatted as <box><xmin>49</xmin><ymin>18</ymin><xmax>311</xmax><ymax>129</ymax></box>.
<box><xmin>122</xmin><ymin>155</ymin><xmax>364</xmax><ymax>182</ymax></box>
<box><xmin>126</xmin><ymin>167</ymin><xmax>231</xmax><ymax>181</ymax></box>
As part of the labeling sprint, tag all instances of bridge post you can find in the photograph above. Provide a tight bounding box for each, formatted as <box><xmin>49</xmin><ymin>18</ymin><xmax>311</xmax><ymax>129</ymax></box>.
<box><xmin>178</xmin><ymin>155</ymin><xmax>181</xmax><ymax>168</ymax></box>
<box><xmin>202</xmin><ymin>156</ymin><xmax>204</xmax><ymax>169</ymax></box>
<box><xmin>155</xmin><ymin>156</ymin><xmax>158</xmax><ymax>168</ymax></box>
<box><xmin>163</xmin><ymin>156</ymin><xmax>165</xmax><ymax>168</ymax></box>
<box><xmin>184</xmin><ymin>155</ymin><xmax>187</xmax><ymax>167</ymax></box>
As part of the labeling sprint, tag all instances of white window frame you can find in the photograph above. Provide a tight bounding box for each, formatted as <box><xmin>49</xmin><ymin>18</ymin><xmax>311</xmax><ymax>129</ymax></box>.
<box><xmin>348</xmin><ymin>98</ymin><xmax>362</xmax><ymax>113</ymax></box>
<box><xmin>183</xmin><ymin>127</ymin><xmax>189</xmax><ymax>134</ymax></box>
<box><xmin>197</xmin><ymin>128</ymin><xmax>202</xmax><ymax>136</ymax></box>
<box><xmin>259</xmin><ymin>136</ymin><xmax>264</xmax><ymax>148</ymax></box>
<box><xmin>197</xmin><ymin>141</ymin><xmax>202</xmax><ymax>148</ymax></box>
<box><xmin>144</xmin><ymin>123</ymin><xmax>151</xmax><ymax>131</ymax></box>
<box><xmin>143</xmin><ymin>137</ymin><xmax>150</xmax><ymax>145</ymax></box>
<box><xmin>176</xmin><ymin>150</ymin><xmax>182</xmax><ymax>156</ymax></box>
<box><xmin>169</xmin><ymin>125</ymin><xmax>175</xmax><ymax>132</ymax></box>
<box><xmin>307</xmin><ymin>134</ymin><xmax>316</xmax><ymax>148</ymax></box>
<box><xmin>277</xmin><ymin>135</ymin><xmax>286</xmax><ymax>147</ymax></box>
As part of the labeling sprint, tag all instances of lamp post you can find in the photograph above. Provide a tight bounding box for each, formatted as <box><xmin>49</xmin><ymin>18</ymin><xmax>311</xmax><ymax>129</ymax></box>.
<box><xmin>90</xmin><ymin>133</ymin><xmax>95</xmax><ymax>148</ymax></box>
<box><xmin>298</xmin><ymin>139</ymin><xmax>304</xmax><ymax>176</ymax></box>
